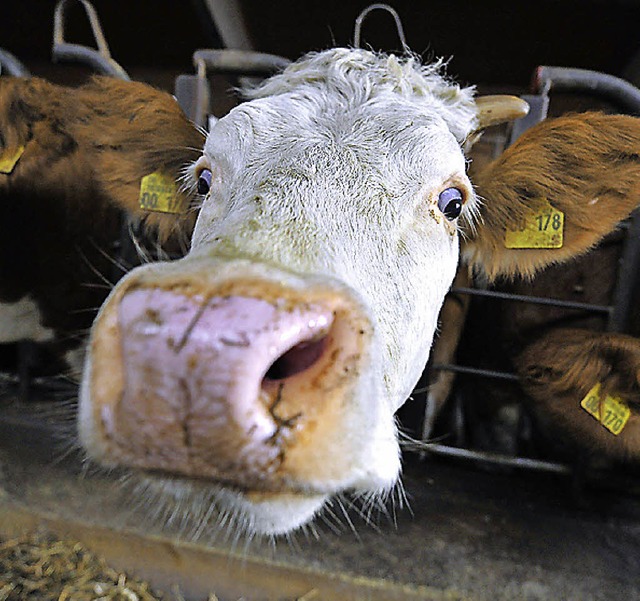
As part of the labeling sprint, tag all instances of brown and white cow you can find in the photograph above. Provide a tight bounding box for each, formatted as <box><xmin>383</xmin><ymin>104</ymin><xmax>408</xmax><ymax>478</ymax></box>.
<box><xmin>78</xmin><ymin>49</ymin><xmax>640</xmax><ymax>536</ymax></box>
<box><xmin>426</xmin><ymin>113</ymin><xmax>640</xmax><ymax>461</ymax></box>
<box><xmin>0</xmin><ymin>76</ymin><xmax>204</xmax><ymax>376</ymax></box>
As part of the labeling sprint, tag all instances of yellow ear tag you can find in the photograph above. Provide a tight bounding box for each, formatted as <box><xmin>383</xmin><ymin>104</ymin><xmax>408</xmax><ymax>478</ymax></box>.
<box><xmin>580</xmin><ymin>383</ymin><xmax>631</xmax><ymax>435</ymax></box>
<box><xmin>0</xmin><ymin>145</ymin><xmax>25</xmax><ymax>174</ymax></box>
<box><xmin>504</xmin><ymin>198</ymin><xmax>564</xmax><ymax>249</ymax></box>
<box><xmin>139</xmin><ymin>172</ymin><xmax>186</xmax><ymax>214</ymax></box>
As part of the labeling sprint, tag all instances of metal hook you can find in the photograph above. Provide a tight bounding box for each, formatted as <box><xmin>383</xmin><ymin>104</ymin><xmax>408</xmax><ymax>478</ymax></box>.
<box><xmin>0</xmin><ymin>48</ymin><xmax>31</xmax><ymax>77</ymax></box>
<box><xmin>54</xmin><ymin>0</ymin><xmax>111</xmax><ymax>56</ymax></box>
<box><xmin>52</xmin><ymin>0</ymin><xmax>129</xmax><ymax>79</ymax></box>
<box><xmin>353</xmin><ymin>3</ymin><xmax>409</xmax><ymax>51</ymax></box>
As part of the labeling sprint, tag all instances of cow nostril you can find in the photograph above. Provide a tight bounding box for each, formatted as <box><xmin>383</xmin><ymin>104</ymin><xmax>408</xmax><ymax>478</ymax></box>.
<box><xmin>264</xmin><ymin>335</ymin><xmax>329</xmax><ymax>381</ymax></box>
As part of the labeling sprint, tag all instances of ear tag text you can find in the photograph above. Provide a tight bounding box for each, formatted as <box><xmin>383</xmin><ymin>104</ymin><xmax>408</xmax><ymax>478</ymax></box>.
<box><xmin>580</xmin><ymin>383</ymin><xmax>631</xmax><ymax>435</ymax></box>
<box><xmin>0</xmin><ymin>145</ymin><xmax>25</xmax><ymax>174</ymax></box>
<box><xmin>504</xmin><ymin>198</ymin><xmax>564</xmax><ymax>249</ymax></box>
<box><xmin>139</xmin><ymin>172</ymin><xmax>186</xmax><ymax>214</ymax></box>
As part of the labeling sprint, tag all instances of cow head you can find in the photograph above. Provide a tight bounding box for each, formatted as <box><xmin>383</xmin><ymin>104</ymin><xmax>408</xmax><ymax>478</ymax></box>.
<box><xmin>78</xmin><ymin>49</ymin><xmax>640</xmax><ymax>536</ymax></box>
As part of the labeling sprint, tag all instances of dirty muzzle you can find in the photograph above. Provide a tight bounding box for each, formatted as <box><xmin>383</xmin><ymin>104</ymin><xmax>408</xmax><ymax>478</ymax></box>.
<box><xmin>80</xmin><ymin>259</ymin><xmax>374</xmax><ymax>494</ymax></box>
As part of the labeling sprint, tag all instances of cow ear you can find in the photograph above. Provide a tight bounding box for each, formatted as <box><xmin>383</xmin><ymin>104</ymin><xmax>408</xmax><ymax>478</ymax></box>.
<box><xmin>514</xmin><ymin>329</ymin><xmax>640</xmax><ymax>459</ymax></box>
<box><xmin>516</xmin><ymin>328</ymin><xmax>640</xmax><ymax>405</ymax></box>
<box><xmin>462</xmin><ymin>112</ymin><xmax>640</xmax><ymax>280</ymax></box>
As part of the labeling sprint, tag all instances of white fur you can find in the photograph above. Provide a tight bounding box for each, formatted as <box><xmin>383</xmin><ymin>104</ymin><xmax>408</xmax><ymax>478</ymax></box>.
<box><xmin>80</xmin><ymin>48</ymin><xmax>479</xmax><ymax>535</ymax></box>
<box><xmin>194</xmin><ymin>48</ymin><xmax>477</xmax><ymax>411</ymax></box>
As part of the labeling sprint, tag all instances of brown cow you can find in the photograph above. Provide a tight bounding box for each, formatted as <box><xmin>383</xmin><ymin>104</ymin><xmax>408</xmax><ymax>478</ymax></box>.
<box><xmin>425</xmin><ymin>112</ymin><xmax>640</xmax><ymax>462</ymax></box>
<box><xmin>0</xmin><ymin>76</ymin><xmax>204</xmax><ymax>377</ymax></box>
<box><xmin>515</xmin><ymin>328</ymin><xmax>640</xmax><ymax>463</ymax></box>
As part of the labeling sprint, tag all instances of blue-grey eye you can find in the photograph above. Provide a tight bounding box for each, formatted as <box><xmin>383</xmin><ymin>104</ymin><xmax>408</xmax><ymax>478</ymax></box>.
<box><xmin>438</xmin><ymin>187</ymin><xmax>463</xmax><ymax>220</ymax></box>
<box><xmin>197</xmin><ymin>168</ymin><xmax>212</xmax><ymax>195</ymax></box>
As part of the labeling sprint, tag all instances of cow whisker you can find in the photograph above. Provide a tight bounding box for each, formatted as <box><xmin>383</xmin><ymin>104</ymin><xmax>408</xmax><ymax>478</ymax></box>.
<box><xmin>333</xmin><ymin>495</ymin><xmax>361</xmax><ymax>539</ymax></box>
<box><xmin>352</xmin><ymin>490</ymin><xmax>387</xmax><ymax>528</ymax></box>
<box><xmin>88</xmin><ymin>237</ymin><xmax>134</xmax><ymax>275</ymax></box>
<box><xmin>127</xmin><ymin>223</ymin><xmax>154</xmax><ymax>264</ymax></box>
<box><xmin>393</xmin><ymin>478</ymin><xmax>411</xmax><ymax>515</ymax></box>
<box><xmin>345</xmin><ymin>493</ymin><xmax>385</xmax><ymax>534</ymax></box>
<box><xmin>194</xmin><ymin>124</ymin><xmax>208</xmax><ymax>140</ymax></box>
<box><xmin>317</xmin><ymin>499</ymin><xmax>346</xmax><ymax>536</ymax></box>
<box><xmin>68</xmin><ymin>307</ymin><xmax>103</xmax><ymax>315</ymax></box>
<box><xmin>397</xmin><ymin>426</ymin><xmax>448</xmax><ymax>449</ymax></box>
<box><xmin>300</xmin><ymin>519</ymin><xmax>321</xmax><ymax>542</ymax></box>
<box><xmin>79</xmin><ymin>282</ymin><xmax>114</xmax><ymax>290</ymax></box>
<box><xmin>77</xmin><ymin>249</ymin><xmax>116</xmax><ymax>290</ymax></box>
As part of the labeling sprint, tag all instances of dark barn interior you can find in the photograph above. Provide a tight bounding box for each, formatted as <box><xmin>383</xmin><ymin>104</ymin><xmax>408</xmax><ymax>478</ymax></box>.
<box><xmin>1</xmin><ymin>1</ymin><xmax>640</xmax><ymax>599</ymax></box>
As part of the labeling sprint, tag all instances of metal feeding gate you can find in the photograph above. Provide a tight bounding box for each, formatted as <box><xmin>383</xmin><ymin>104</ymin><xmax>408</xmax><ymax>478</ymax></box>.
<box><xmin>416</xmin><ymin>66</ymin><xmax>640</xmax><ymax>480</ymax></box>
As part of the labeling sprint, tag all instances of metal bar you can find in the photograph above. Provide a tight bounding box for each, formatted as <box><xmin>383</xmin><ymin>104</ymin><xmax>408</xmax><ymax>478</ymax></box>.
<box><xmin>429</xmin><ymin>363</ymin><xmax>520</xmax><ymax>381</ymax></box>
<box><xmin>421</xmin><ymin>443</ymin><xmax>572</xmax><ymax>475</ymax></box>
<box><xmin>52</xmin><ymin>43</ymin><xmax>130</xmax><ymax>79</ymax></box>
<box><xmin>451</xmin><ymin>286</ymin><xmax>613</xmax><ymax>314</ymax></box>
<box><xmin>51</xmin><ymin>0</ymin><xmax>129</xmax><ymax>80</ymax></box>
<box><xmin>193</xmin><ymin>49</ymin><xmax>290</xmax><ymax>77</ymax></box>
<box><xmin>200</xmin><ymin>0</ymin><xmax>254</xmax><ymax>50</ymax></box>
<box><xmin>607</xmin><ymin>208</ymin><xmax>640</xmax><ymax>332</ymax></box>
<box><xmin>53</xmin><ymin>0</ymin><xmax>111</xmax><ymax>56</ymax></box>
<box><xmin>534</xmin><ymin>66</ymin><xmax>640</xmax><ymax>115</ymax></box>
<box><xmin>189</xmin><ymin>49</ymin><xmax>289</xmax><ymax>126</ymax></box>
<box><xmin>354</xmin><ymin>4</ymin><xmax>408</xmax><ymax>50</ymax></box>
<box><xmin>0</xmin><ymin>48</ymin><xmax>31</xmax><ymax>77</ymax></box>
<box><xmin>506</xmin><ymin>93</ymin><xmax>549</xmax><ymax>146</ymax></box>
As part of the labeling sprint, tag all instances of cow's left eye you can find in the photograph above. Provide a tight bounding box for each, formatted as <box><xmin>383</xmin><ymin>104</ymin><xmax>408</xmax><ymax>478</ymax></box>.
<box><xmin>438</xmin><ymin>187</ymin><xmax>463</xmax><ymax>220</ymax></box>
<box><xmin>197</xmin><ymin>169</ymin><xmax>212</xmax><ymax>195</ymax></box>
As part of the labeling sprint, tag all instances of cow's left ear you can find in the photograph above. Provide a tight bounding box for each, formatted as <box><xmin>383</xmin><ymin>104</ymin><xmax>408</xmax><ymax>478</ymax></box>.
<box><xmin>463</xmin><ymin>112</ymin><xmax>640</xmax><ymax>280</ymax></box>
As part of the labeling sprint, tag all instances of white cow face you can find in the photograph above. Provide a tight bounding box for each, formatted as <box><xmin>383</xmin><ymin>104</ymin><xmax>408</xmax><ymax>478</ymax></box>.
<box><xmin>79</xmin><ymin>49</ymin><xmax>515</xmax><ymax>536</ymax></box>
<box><xmin>192</xmin><ymin>81</ymin><xmax>476</xmax><ymax>411</ymax></box>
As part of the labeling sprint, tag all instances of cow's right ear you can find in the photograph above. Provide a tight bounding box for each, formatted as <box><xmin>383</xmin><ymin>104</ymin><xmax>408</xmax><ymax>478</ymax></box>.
<box><xmin>462</xmin><ymin>112</ymin><xmax>640</xmax><ymax>280</ymax></box>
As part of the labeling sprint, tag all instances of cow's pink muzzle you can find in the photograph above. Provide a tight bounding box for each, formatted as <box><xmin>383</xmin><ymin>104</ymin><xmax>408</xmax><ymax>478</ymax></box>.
<box><xmin>83</xmin><ymin>272</ymin><xmax>373</xmax><ymax>493</ymax></box>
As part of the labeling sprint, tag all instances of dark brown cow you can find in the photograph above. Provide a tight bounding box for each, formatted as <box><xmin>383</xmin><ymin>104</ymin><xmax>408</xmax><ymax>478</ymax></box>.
<box><xmin>0</xmin><ymin>76</ymin><xmax>204</xmax><ymax>376</ymax></box>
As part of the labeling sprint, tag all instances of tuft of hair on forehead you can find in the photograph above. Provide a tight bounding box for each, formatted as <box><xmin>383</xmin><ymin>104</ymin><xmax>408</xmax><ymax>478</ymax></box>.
<box><xmin>243</xmin><ymin>47</ymin><xmax>478</xmax><ymax>144</ymax></box>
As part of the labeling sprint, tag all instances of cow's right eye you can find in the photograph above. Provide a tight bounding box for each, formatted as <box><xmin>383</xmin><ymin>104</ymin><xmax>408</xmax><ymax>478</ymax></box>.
<box><xmin>197</xmin><ymin>169</ymin><xmax>212</xmax><ymax>195</ymax></box>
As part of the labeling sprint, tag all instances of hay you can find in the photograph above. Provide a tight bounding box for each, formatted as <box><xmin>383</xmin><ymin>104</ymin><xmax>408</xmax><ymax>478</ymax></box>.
<box><xmin>0</xmin><ymin>532</ymin><xmax>320</xmax><ymax>600</ymax></box>
<box><xmin>0</xmin><ymin>532</ymin><xmax>218</xmax><ymax>601</ymax></box>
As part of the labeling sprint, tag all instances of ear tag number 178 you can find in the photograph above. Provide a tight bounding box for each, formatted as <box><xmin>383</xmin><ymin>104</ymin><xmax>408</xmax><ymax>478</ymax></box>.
<box><xmin>504</xmin><ymin>198</ymin><xmax>564</xmax><ymax>249</ymax></box>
